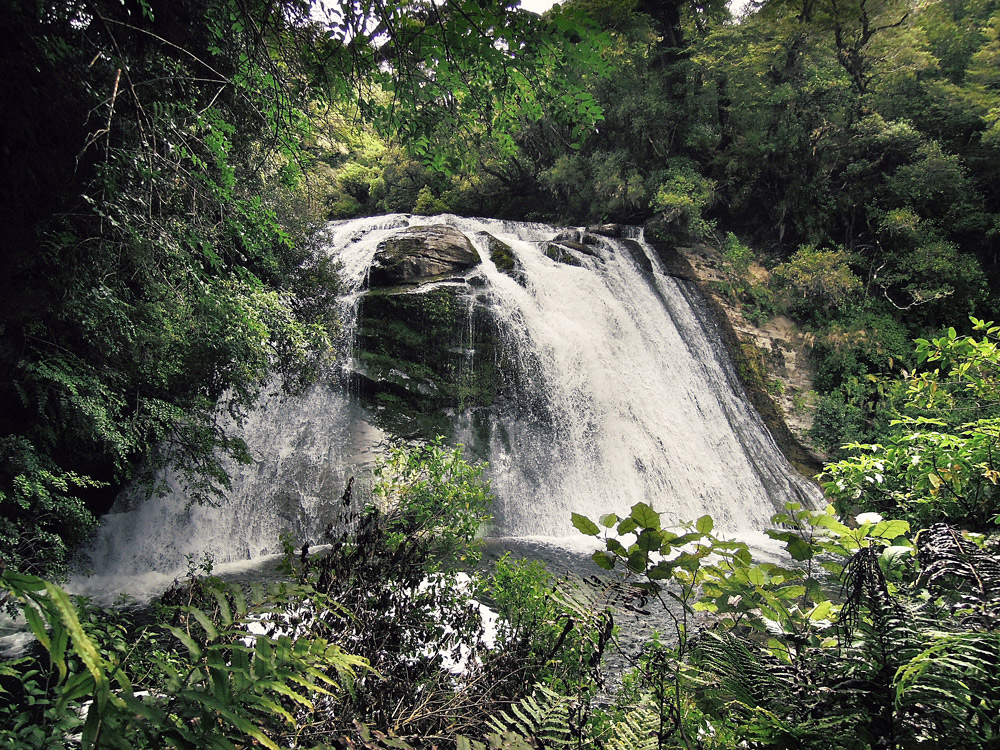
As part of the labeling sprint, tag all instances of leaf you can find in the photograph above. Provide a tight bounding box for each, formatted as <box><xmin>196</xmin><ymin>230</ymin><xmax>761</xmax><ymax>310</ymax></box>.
<box><xmin>746</xmin><ymin>567</ymin><xmax>766</xmax><ymax>587</ymax></box>
<box><xmin>871</xmin><ymin>519</ymin><xmax>909</xmax><ymax>540</ymax></box>
<box><xmin>647</xmin><ymin>562</ymin><xmax>675</xmax><ymax>580</ymax></box>
<box><xmin>599</xmin><ymin>513</ymin><xmax>619</xmax><ymax>528</ymax></box>
<box><xmin>629</xmin><ymin>502</ymin><xmax>661</xmax><ymax>530</ymax></box>
<box><xmin>626</xmin><ymin>550</ymin><xmax>648</xmax><ymax>573</ymax></box>
<box><xmin>809</xmin><ymin>600</ymin><xmax>834</xmax><ymax>621</ymax></box>
<box><xmin>696</xmin><ymin>514</ymin><xmax>714</xmax><ymax>534</ymax></box>
<box><xmin>44</xmin><ymin>583</ymin><xmax>105</xmax><ymax>683</ymax></box>
<box><xmin>786</xmin><ymin>537</ymin><xmax>814</xmax><ymax>561</ymax></box>
<box><xmin>183</xmin><ymin>606</ymin><xmax>220</xmax><ymax>641</ymax></box>
<box><xmin>607</xmin><ymin>538</ymin><xmax>626</xmax><ymax>555</ymax></box>
<box><xmin>616</xmin><ymin>517</ymin><xmax>638</xmax><ymax>535</ymax></box>
<box><xmin>167</xmin><ymin>626</ymin><xmax>203</xmax><ymax>660</ymax></box>
<box><xmin>592</xmin><ymin>550</ymin><xmax>615</xmax><ymax>571</ymax></box>
<box><xmin>571</xmin><ymin>512</ymin><xmax>600</xmax><ymax>536</ymax></box>
<box><xmin>22</xmin><ymin>604</ymin><xmax>52</xmax><ymax>654</ymax></box>
<box><xmin>636</xmin><ymin>528</ymin><xmax>663</xmax><ymax>552</ymax></box>
<box><xmin>773</xmin><ymin>585</ymin><xmax>806</xmax><ymax>600</ymax></box>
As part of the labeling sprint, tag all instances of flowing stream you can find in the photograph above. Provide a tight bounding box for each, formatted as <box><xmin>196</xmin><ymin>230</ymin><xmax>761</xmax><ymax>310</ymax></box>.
<box><xmin>72</xmin><ymin>214</ymin><xmax>819</xmax><ymax>601</ymax></box>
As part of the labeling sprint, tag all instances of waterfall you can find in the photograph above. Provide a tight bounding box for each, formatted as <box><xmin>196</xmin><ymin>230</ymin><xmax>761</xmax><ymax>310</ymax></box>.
<box><xmin>74</xmin><ymin>214</ymin><xmax>818</xmax><ymax>598</ymax></box>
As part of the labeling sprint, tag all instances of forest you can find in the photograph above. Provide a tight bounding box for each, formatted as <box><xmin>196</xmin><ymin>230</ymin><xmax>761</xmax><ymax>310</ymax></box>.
<box><xmin>1</xmin><ymin>0</ymin><xmax>999</xmax><ymax>747</ymax></box>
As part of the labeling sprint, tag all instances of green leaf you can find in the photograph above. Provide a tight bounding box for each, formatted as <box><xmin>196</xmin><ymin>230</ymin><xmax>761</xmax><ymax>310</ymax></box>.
<box><xmin>647</xmin><ymin>562</ymin><xmax>675</xmax><ymax>580</ymax></box>
<box><xmin>695</xmin><ymin>514</ymin><xmax>714</xmax><ymax>534</ymax></box>
<box><xmin>629</xmin><ymin>502</ymin><xmax>661</xmax><ymax>530</ymax></box>
<box><xmin>44</xmin><ymin>583</ymin><xmax>105</xmax><ymax>683</ymax></box>
<box><xmin>22</xmin><ymin>604</ymin><xmax>52</xmax><ymax>653</ymax></box>
<box><xmin>592</xmin><ymin>550</ymin><xmax>615</xmax><ymax>570</ymax></box>
<box><xmin>626</xmin><ymin>549</ymin><xmax>648</xmax><ymax>573</ymax></box>
<box><xmin>598</xmin><ymin>513</ymin><xmax>619</xmax><ymax>528</ymax></box>
<box><xmin>183</xmin><ymin>606</ymin><xmax>220</xmax><ymax>641</ymax></box>
<box><xmin>167</xmin><ymin>626</ymin><xmax>203</xmax><ymax>660</ymax></box>
<box><xmin>636</xmin><ymin>528</ymin><xmax>663</xmax><ymax>552</ymax></box>
<box><xmin>809</xmin><ymin>600</ymin><xmax>834</xmax><ymax>621</ymax></box>
<box><xmin>774</xmin><ymin>585</ymin><xmax>806</xmax><ymax>600</ymax></box>
<box><xmin>871</xmin><ymin>519</ymin><xmax>909</xmax><ymax>540</ymax></box>
<box><xmin>571</xmin><ymin>512</ymin><xmax>600</xmax><ymax>536</ymax></box>
<box><xmin>616</xmin><ymin>517</ymin><xmax>638</xmax><ymax>535</ymax></box>
<box><xmin>607</xmin><ymin>538</ymin><xmax>626</xmax><ymax>555</ymax></box>
<box><xmin>786</xmin><ymin>537</ymin><xmax>814</xmax><ymax>561</ymax></box>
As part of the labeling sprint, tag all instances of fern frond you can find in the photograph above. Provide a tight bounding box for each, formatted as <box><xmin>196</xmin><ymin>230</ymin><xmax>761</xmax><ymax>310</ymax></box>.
<box><xmin>603</xmin><ymin>704</ymin><xmax>660</xmax><ymax>750</ymax></box>
<box><xmin>895</xmin><ymin>631</ymin><xmax>1000</xmax><ymax>743</ymax></box>
<box><xmin>696</xmin><ymin>630</ymin><xmax>794</xmax><ymax>709</ymax></box>
<box><xmin>488</xmin><ymin>684</ymin><xmax>576</xmax><ymax>748</ymax></box>
<box><xmin>916</xmin><ymin>523</ymin><xmax>1000</xmax><ymax>627</ymax></box>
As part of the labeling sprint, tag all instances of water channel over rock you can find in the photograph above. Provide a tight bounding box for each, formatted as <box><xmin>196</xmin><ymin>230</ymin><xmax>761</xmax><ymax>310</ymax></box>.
<box><xmin>74</xmin><ymin>214</ymin><xmax>819</xmax><ymax>601</ymax></box>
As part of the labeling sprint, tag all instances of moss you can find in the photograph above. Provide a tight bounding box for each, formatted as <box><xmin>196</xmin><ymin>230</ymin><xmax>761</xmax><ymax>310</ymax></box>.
<box><xmin>485</xmin><ymin>235</ymin><xmax>516</xmax><ymax>273</ymax></box>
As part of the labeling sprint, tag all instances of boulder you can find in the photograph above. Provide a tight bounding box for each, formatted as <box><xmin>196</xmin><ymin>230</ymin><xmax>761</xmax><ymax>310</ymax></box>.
<box><xmin>587</xmin><ymin>223</ymin><xmax>624</xmax><ymax>238</ymax></box>
<box><xmin>620</xmin><ymin>239</ymin><xmax>654</xmax><ymax>274</ymax></box>
<box><xmin>557</xmin><ymin>239</ymin><xmax>601</xmax><ymax>258</ymax></box>
<box><xmin>554</xmin><ymin>229</ymin><xmax>603</xmax><ymax>248</ymax></box>
<box><xmin>369</xmin><ymin>225</ymin><xmax>480</xmax><ymax>287</ymax></box>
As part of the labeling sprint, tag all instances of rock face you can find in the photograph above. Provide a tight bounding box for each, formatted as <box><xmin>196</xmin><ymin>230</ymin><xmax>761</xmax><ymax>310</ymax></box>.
<box><xmin>642</xmin><ymin>223</ymin><xmax>824</xmax><ymax>472</ymax></box>
<box><xmin>353</xmin><ymin>225</ymin><xmax>513</xmax><ymax>449</ymax></box>
<box><xmin>368</xmin><ymin>225</ymin><xmax>480</xmax><ymax>287</ymax></box>
<box><xmin>353</xmin><ymin>284</ymin><xmax>510</xmax><ymax>450</ymax></box>
<box><xmin>544</xmin><ymin>243</ymin><xmax>584</xmax><ymax>266</ymax></box>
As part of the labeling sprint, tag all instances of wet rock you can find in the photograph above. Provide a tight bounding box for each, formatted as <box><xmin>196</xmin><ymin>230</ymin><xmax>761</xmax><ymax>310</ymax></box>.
<box><xmin>353</xmin><ymin>286</ymin><xmax>509</xmax><ymax>445</ymax></box>
<box><xmin>620</xmin><ymin>239</ymin><xmax>654</xmax><ymax>274</ymax></box>
<box><xmin>544</xmin><ymin>243</ymin><xmax>583</xmax><ymax>266</ymax></box>
<box><xmin>475</xmin><ymin>232</ymin><xmax>515</xmax><ymax>273</ymax></box>
<box><xmin>477</xmin><ymin>231</ymin><xmax>529</xmax><ymax>286</ymax></box>
<box><xmin>553</xmin><ymin>230</ymin><xmax>582</xmax><ymax>244</ymax></box>
<box><xmin>369</xmin><ymin>224</ymin><xmax>480</xmax><ymax>287</ymax></box>
<box><xmin>559</xmin><ymin>239</ymin><xmax>600</xmax><ymax>258</ymax></box>
<box><xmin>587</xmin><ymin>223</ymin><xmax>624</xmax><ymax>238</ymax></box>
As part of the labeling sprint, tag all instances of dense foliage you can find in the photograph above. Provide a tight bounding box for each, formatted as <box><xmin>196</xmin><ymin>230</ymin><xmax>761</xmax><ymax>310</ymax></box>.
<box><xmin>4</xmin><ymin>0</ymin><xmax>1000</xmax><ymax>748</ymax></box>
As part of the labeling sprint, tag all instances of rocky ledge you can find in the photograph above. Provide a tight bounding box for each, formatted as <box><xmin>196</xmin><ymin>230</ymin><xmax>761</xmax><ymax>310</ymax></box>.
<box><xmin>368</xmin><ymin>224</ymin><xmax>481</xmax><ymax>287</ymax></box>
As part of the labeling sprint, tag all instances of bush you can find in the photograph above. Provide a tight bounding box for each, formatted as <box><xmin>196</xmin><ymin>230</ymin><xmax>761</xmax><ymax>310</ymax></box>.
<box><xmin>809</xmin><ymin>391</ymin><xmax>866</xmax><ymax>456</ymax></box>
<box><xmin>649</xmin><ymin>159</ymin><xmax>717</xmax><ymax>243</ymax></box>
<box><xmin>772</xmin><ymin>245</ymin><xmax>862</xmax><ymax>323</ymax></box>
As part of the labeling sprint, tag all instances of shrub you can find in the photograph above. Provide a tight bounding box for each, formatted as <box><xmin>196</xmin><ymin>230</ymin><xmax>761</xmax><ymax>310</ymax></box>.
<box><xmin>772</xmin><ymin>245</ymin><xmax>862</xmax><ymax>323</ymax></box>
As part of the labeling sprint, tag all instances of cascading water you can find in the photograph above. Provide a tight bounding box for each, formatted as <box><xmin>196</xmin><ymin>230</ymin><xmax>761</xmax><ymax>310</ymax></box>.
<box><xmin>74</xmin><ymin>214</ymin><xmax>819</xmax><ymax>599</ymax></box>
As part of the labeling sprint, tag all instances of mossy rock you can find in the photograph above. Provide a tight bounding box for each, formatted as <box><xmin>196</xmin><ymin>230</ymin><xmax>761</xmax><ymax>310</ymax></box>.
<box><xmin>544</xmin><ymin>243</ymin><xmax>583</xmax><ymax>266</ymax></box>
<box><xmin>353</xmin><ymin>284</ymin><xmax>514</xmax><ymax>449</ymax></box>
<box><xmin>477</xmin><ymin>231</ymin><xmax>520</xmax><ymax>277</ymax></box>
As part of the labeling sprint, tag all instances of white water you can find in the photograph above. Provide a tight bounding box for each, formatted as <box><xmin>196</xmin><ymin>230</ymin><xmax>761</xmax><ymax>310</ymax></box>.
<box><xmin>72</xmin><ymin>214</ymin><xmax>818</xmax><ymax>601</ymax></box>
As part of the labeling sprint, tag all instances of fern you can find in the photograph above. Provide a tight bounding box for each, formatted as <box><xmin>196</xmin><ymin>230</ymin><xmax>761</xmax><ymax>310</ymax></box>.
<box><xmin>895</xmin><ymin>631</ymin><xmax>1000</xmax><ymax>744</ymax></box>
<box><xmin>916</xmin><ymin>523</ymin><xmax>1000</xmax><ymax>627</ymax></box>
<box><xmin>696</xmin><ymin>631</ymin><xmax>794</xmax><ymax>710</ymax></box>
<box><xmin>603</xmin><ymin>704</ymin><xmax>660</xmax><ymax>750</ymax></box>
<box><xmin>488</xmin><ymin>684</ymin><xmax>577</xmax><ymax>748</ymax></box>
